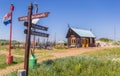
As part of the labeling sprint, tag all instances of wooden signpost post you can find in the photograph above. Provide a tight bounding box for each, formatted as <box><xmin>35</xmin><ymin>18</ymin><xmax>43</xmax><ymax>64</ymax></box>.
<box><xmin>18</xmin><ymin>3</ymin><xmax>50</xmax><ymax>76</ymax></box>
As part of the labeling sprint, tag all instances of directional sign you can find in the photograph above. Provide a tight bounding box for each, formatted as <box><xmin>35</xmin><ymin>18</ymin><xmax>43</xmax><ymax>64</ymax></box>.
<box><xmin>31</xmin><ymin>31</ymin><xmax>49</xmax><ymax>37</ymax></box>
<box><xmin>18</xmin><ymin>12</ymin><xmax>50</xmax><ymax>21</ymax></box>
<box><xmin>32</xmin><ymin>23</ymin><xmax>48</xmax><ymax>31</ymax></box>
<box><xmin>24</xmin><ymin>29</ymin><xmax>49</xmax><ymax>37</ymax></box>
<box><xmin>18</xmin><ymin>3</ymin><xmax>50</xmax><ymax>76</ymax></box>
<box><xmin>24</xmin><ymin>22</ymin><xmax>48</xmax><ymax>31</ymax></box>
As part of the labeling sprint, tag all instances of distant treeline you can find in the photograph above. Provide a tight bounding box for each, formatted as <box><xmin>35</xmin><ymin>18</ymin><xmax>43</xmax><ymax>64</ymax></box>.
<box><xmin>99</xmin><ymin>38</ymin><xmax>113</xmax><ymax>42</ymax></box>
<box><xmin>0</xmin><ymin>39</ymin><xmax>23</xmax><ymax>46</ymax></box>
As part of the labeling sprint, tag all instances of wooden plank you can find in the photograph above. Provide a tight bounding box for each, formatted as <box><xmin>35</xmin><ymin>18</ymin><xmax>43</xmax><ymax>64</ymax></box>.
<box><xmin>18</xmin><ymin>12</ymin><xmax>50</xmax><ymax>21</ymax></box>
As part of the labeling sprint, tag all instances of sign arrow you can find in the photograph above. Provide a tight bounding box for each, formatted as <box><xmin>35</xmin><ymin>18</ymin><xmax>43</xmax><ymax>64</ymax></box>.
<box><xmin>18</xmin><ymin>12</ymin><xmax>50</xmax><ymax>21</ymax></box>
<box><xmin>24</xmin><ymin>29</ymin><xmax>49</xmax><ymax>37</ymax></box>
<box><xmin>24</xmin><ymin>22</ymin><xmax>48</xmax><ymax>31</ymax></box>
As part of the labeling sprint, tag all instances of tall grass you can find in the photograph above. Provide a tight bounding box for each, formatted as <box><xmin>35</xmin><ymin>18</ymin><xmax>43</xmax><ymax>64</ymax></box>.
<box><xmin>83</xmin><ymin>47</ymin><xmax>120</xmax><ymax>59</ymax></box>
<box><xmin>7</xmin><ymin>56</ymin><xmax>120</xmax><ymax>76</ymax></box>
<box><xmin>6</xmin><ymin>47</ymin><xmax>120</xmax><ymax>76</ymax></box>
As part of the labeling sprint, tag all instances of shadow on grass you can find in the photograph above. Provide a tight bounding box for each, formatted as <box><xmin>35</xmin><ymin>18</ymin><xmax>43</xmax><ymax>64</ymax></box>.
<box><xmin>0</xmin><ymin>61</ymin><xmax>18</xmax><ymax>69</ymax></box>
<box><xmin>12</xmin><ymin>61</ymin><xmax>18</xmax><ymax>64</ymax></box>
<box><xmin>44</xmin><ymin>60</ymin><xmax>54</xmax><ymax>65</ymax></box>
<box><xmin>37</xmin><ymin>59</ymin><xmax>54</xmax><ymax>67</ymax></box>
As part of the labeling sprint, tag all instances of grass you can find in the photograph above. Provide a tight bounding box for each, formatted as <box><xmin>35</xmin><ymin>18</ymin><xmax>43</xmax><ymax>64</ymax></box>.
<box><xmin>12</xmin><ymin>48</ymin><xmax>24</xmax><ymax>56</ymax></box>
<box><xmin>7</xmin><ymin>47</ymin><xmax>120</xmax><ymax>76</ymax></box>
<box><xmin>0</xmin><ymin>54</ymin><xmax>24</xmax><ymax>69</ymax></box>
<box><xmin>0</xmin><ymin>46</ymin><xmax>66</xmax><ymax>69</ymax></box>
<box><xmin>0</xmin><ymin>46</ymin><xmax>24</xmax><ymax>69</ymax></box>
<box><xmin>83</xmin><ymin>47</ymin><xmax>120</xmax><ymax>59</ymax></box>
<box><xmin>0</xmin><ymin>45</ymin><xmax>8</xmax><ymax>51</ymax></box>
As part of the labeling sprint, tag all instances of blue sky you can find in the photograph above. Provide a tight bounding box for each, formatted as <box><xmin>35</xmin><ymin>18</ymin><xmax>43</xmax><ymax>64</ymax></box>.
<box><xmin>0</xmin><ymin>0</ymin><xmax>120</xmax><ymax>42</ymax></box>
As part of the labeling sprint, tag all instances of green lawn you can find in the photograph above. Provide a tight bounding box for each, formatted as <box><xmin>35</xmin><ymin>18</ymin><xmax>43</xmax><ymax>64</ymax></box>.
<box><xmin>0</xmin><ymin>46</ymin><xmax>24</xmax><ymax>70</ymax></box>
<box><xmin>0</xmin><ymin>47</ymin><xmax>66</xmax><ymax>70</ymax></box>
<box><xmin>7</xmin><ymin>47</ymin><xmax>120</xmax><ymax>76</ymax></box>
<box><xmin>0</xmin><ymin>54</ymin><xmax>23</xmax><ymax>69</ymax></box>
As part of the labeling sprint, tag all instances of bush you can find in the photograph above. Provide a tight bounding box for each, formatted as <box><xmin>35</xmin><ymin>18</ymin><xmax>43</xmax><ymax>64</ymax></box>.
<box><xmin>99</xmin><ymin>38</ymin><xmax>113</xmax><ymax>42</ymax></box>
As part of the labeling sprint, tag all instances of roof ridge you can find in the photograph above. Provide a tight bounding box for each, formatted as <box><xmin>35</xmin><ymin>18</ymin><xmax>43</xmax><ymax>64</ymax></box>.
<box><xmin>70</xmin><ymin>27</ymin><xmax>96</xmax><ymax>38</ymax></box>
<box><xmin>71</xmin><ymin>27</ymin><xmax>91</xmax><ymax>32</ymax></box>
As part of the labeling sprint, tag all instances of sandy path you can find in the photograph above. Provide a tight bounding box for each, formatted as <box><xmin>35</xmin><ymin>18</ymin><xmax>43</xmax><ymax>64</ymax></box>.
<box><xmin>0</xmin><ymin>47</ymin><xmax>116</xmax><ymax>76</ymax></box>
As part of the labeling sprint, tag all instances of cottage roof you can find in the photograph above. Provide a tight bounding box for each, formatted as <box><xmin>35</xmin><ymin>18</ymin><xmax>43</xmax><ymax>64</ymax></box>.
<box><xmin>71</xmin><ymin>27</ymin><xmax>96</xmax><ymax>38</ymax></box>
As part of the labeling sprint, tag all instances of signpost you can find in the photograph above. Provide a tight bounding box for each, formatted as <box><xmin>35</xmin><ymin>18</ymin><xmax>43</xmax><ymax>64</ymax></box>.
<box><xmin>18</xmin><ymin>3</ymin><xmax>49</xmax><ymax>76</ymax></box>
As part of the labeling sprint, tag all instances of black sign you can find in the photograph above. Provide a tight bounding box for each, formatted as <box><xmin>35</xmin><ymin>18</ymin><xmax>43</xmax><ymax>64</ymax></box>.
<box><xmin>31</xmin><ymin>31</ymin><xmax>49</xmax><ymax>37</ymax></box>
<box><xmin>24</xmin><ymin>29</ymin><xmax>49</xmax><ymax>37</ymax></box>
<box><xmin>24</xmin><ymin>22</ymin><xmax>48</xmax><ymax>31</ymax></box>
<box><xmin>32</xmin><ymin>23</ymin><xmax>48</xmax><ymax>31</ymax></box>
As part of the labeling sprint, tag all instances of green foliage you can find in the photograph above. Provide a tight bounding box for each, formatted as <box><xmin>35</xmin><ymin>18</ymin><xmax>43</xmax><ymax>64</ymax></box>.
<box><xmin>0</xmin><ymin>39</ymin><xmax>9</xmax><ymax>45</ymax></box>
<box><xmin>7</xmin><ymin>47</ymin><xmax>120</xmax><ymax>76</ymax></box>
<box><xmin>99</xmin><ymin>38</ymin><xmax>113</xmax><ymax>42</ymax></box>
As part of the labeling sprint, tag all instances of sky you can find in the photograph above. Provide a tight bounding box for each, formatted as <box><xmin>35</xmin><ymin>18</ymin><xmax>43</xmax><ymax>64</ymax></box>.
<box><xmin>0</xmin><ymin>0</ymin><xmax>120</xmax><ymax>42</ymax></box>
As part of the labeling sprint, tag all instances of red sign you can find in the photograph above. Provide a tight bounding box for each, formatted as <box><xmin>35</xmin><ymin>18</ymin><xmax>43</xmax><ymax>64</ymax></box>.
<box><xmin>18</xmin><ymin>12</ymin><xmax>50</xmax><ymax>21</ymax></box>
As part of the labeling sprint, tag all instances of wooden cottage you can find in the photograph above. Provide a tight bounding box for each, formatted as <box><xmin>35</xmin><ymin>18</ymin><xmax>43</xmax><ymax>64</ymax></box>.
<box><xmin>66</xmin><ymin>27</ymin><xmax>96</xmax><ymax>47</ymax></box>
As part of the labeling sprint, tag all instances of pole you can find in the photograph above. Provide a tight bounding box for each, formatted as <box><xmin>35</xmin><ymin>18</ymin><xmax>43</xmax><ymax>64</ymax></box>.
<box><xmin>9</xmin><ymin>4</ymin><xmax>14</xmax><ymax>55</ymax></box>
<box><xmin>6</xmin><ymin>4</ymin><xmax>14</xmax><ymax>64</ymax></box>
<box><xmin>24</xmin><ymin>3</ymin><xmax>33</xmax><ymax>76</ymax></box>
<box><xmin>54</xmin><ymin>32</ymin><xmax>56</xmax><ymax>46</ymax></box>
<box><xmin>9</xmin><ymin>10</ymin><xmax>12</xmax><ymax>56</ymax></box>
<box><xmin>114</xmin><ymin>25</ymin><xmax>116</xmax><ymax>41</ymax></box>
<box><xmin>33</xmin><ymin>3</ymin><xmax>38</xmax><ymax>51</ymax></box>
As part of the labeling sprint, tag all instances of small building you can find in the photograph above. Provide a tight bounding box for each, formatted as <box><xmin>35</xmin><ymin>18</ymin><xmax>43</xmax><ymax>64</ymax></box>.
<box><xmin>66</xmin><ymin>27</ymin><xmax>96</xmax><ymax>47</ymax></box>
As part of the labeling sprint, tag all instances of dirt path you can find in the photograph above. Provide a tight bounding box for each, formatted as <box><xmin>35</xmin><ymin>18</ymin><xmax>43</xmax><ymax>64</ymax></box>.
<box><xmin>0</xmin><ymin>51</ymin><xmax>8</xmax><ymax>55</ymax></box>
<box><xmin>0</xmin><ymin>47</ymin><xmax>116</xmax><ymax>76</ymax></box>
